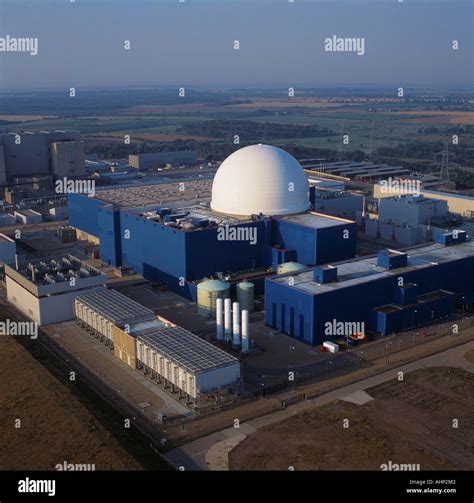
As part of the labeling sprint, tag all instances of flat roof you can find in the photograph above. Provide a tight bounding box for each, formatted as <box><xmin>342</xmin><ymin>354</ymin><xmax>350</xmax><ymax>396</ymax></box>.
<box><xmin>270</xmin><ymin>239</ymin><xmax>474</xmax><ymax>295</ymax></box>
<box><xmin>76</xmin><ymin>288</ymin><xmax>155</xmax><ymax>325</ymax></box>
<box><xmin>280</xmin><ymin>211</ymin><xmax>354</xmax><ymax>229</ymax></box>
<box><xmin>93</xmin><ymin>179</ymin><xmax>212</xmax><ymax>209</ymax></box>
<box><xmin>134</xmin><ymin>204</ymin><xmax>255</xmax><ymax>228</ymax></box>
<box><xmin>137</xmin><ymin>326</ymin><xmax>239</xmax><ymax>375</ymax></box>
<box><xmin>15</xmin><ymin>209</ymin><xmax>41</xmax><ymax>217</ymax></box>
<box><xmin>16</xmin><ymin>254</ymin><xmax>102</xmax><ymax>286</ymax></box>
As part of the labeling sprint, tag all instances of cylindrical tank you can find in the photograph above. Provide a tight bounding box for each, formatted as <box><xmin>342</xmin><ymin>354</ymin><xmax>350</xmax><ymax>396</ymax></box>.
<box><xmin>241</xmin><ymin>310</ymin><xmax>250</xmax><ymax>354</ymax></box>
<box><xmin>277</xmin><ymin>261</ymin><xmax>307</xmax><ymax>275</ymax></box>
<box><xmin>236</xmin><ymin>281</ymin><xmax>255</xmax><ymax>312</ymax></box>
<box><xmin>216</xmin><ymin>297</ymin><xmax>224</xmax><ymax>341</ymax></box>
<box><xmin>232</xmin><ymin>302</ymin><xmax>241</xmax><ymax>347</ymax></box>
<box><xmin>224</xmin><ymin>298</ymin><xmax>232</xmax><ymax>342</ymax></box>
<box><xmin>197</xmin><ymin>279</ymin><xmax>231</xmax><ymax>317</ymax></box>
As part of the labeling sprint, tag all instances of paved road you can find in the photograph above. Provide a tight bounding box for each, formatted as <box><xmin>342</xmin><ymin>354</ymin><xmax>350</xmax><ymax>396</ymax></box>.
<box><xmin>166</xmin><ymin>339</ymin><xmax>474</xmax><ymax>471</ymax></box>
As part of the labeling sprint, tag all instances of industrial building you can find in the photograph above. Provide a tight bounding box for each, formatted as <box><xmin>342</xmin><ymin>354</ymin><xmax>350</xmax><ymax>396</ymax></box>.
<box><xmin>374</xmin><ymin>183</ymin><xmax>474</xmax><ymax>218</ymax></box>
<box><xmin>265</xmin><ymin>232</ymin><xmax>474</xmax><ymax>346</ymax></box>
<box><xmin>305</xmin><ymin>161</ymin><xmax>411</xmax><ymax>182</ymax></box>
<box><xmin>311</xmin><ymin>187</ymin><xmax>363</xmax><ymax>220</ymax></box>
<box><xmin>363</xmin><ymin>194</ymin><xmax>461</xmax><ymax>246</ymax></box>
<box><xmin>135</xmin><ymin>326</ymin><xmax>240</xmax><ymax>401</ymax></box>
<box><xmin>14</xmin><ymin>209</ymin><xmax>43</xmax><ymax>225</ymax></box>
<box><xmin>129</xmin><ymin>151</ymin><xmax>198</xmax><ymax>170</ymax></box>
<box><xmin>0</xmin><ymin>233</ymin><xmax>16</xmax><ymax>265</ymax></box>
<box><xmin>69</xmin><ymin>145</ymin><xmax>357</xmax><ymax>300</ymax></box>
<box><xmin>5</xmin><ymin>255</ymin><xmax>106</xmax><ymax>325</ymax></box>
<box><xmin>0</xmin><ymin>131</ymin><xmax>85</xmax><ymax>184</ymax></box>
<box><xmin>74</xmin><ymin>288</ymin><xmax>155</xmax><ymax>348</ymax></box>
<box><xmin>73</xmin><ymin>288</ymin><xmax>240</xmax><ymax>402</ymax></box>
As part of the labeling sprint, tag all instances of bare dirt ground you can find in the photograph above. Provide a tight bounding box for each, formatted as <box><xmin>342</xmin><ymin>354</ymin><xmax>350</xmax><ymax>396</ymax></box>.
<box><xmin>465</xmin><ymin>348</ymin><xmax>474</xmax><ymax>364</ymax></box>
<box><xmin>0</xmin><ymin>333</ymin><xmax>147</xmax><ymax>471</ymax></box>
<box><xmin>229</xmin><ymin>366</ymin><xmax>474</xmax><ymax>471</ymax></box>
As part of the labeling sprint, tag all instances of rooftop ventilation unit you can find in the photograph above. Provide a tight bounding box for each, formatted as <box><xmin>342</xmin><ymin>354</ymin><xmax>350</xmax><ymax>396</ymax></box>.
<box><xmin>377</xmin><ymin>249</ymin><xmax>408</xmax><ymax>270</ymax></box>
<box><xmin>313</xmin><ymin>265</ymin><xmax>338</xmax><ymax>284</ymax></box>
<box><xmin>436</xmin><ymin>230</ymin><xmax>467</xmax><ymax>246</ymax></box>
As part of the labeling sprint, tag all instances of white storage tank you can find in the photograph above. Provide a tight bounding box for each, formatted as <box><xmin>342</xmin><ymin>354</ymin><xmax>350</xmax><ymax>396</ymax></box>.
<box><xmin>197</xmin><ymin>279</ymin><xmax>231</xmax><ymax>317</ymax></box>
<box><xmin>236</xmin><ymin>281</ymin><xmax>254</xmax><ymax>312</ymax></box>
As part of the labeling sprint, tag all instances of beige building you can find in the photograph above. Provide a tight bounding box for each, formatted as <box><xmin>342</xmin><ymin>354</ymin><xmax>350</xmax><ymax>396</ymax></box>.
<box><xmin>113</xmin><ymin>325</ymin><xmax>138</xmax><ymax>369</ymax></box>
<box><xmin>51</xmin><ymin>141</ymin><xmax>86</xmax><ymax>178</ymax></box>
<box><xmin>6</xmin><ymin>255</ymin><xmax>106</xmax><ymax>325</ymax></box>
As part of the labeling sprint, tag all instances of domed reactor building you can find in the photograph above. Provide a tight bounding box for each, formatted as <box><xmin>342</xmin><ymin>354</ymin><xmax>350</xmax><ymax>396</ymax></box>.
<box><xmin>211</xmin><ymin>144</ymin><xmax>311</xmax><ymax>217</ymax></box>
<box><xmin>69</xmin><ymin>144</ymin><xmax>357</xmax><ymax>344</ymax></box>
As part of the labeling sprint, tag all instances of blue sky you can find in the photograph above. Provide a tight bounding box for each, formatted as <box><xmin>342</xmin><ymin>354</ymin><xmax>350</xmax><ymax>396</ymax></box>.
<box><xmin>0</xmin><ymin>0</ymin><xmax>472</xmax><ymax>90</ymax></box>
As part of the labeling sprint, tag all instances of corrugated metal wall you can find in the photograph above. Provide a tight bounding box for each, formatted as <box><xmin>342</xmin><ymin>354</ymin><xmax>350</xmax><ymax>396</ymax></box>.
<box><xmin>266</xmin><ymin>255</ymin><xmax>474</xmax><ymax>346</ymax></box>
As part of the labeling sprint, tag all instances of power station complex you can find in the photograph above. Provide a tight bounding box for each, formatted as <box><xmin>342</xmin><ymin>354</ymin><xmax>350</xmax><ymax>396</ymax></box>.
<box><xmin>68</xmin><ymin>144</ymin><xmax>474</xmax><ymax>347</ymax></box>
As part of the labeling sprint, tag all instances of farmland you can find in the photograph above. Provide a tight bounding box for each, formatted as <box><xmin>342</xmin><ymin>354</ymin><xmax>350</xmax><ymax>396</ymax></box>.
<box><xmin>229</xmin><ymin>366</ymin><xmax>474</xmax><ymax>471</ymax></box>
<box><xmin>1</xmin><ymin>88</ymin><xmax>473</xmax><ymax>170</ymax></box>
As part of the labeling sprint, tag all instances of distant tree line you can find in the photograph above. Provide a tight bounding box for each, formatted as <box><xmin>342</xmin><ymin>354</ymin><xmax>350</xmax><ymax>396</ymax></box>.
<box><xmin>177</xmin><ymin>120</ymin><xmax>335</xmax><ymax>140</ymax></box>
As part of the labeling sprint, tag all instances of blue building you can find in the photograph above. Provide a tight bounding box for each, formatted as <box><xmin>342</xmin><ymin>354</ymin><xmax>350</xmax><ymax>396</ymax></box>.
<box><xmin>265</xmin><ymin>234</ymin><xmax>474</xmax><ymax>346</ymax></box>
<box><xmin>68</xmin><ymin>145</ymin><xmax>357</xmax><ymax>300</ymax></box>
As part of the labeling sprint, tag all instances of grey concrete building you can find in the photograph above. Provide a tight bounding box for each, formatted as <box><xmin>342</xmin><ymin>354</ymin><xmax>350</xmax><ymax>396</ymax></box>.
<box><xmin>0</xmin><ymin>130</ymin><xmax>85</xmax><ymax>183</ymax></box>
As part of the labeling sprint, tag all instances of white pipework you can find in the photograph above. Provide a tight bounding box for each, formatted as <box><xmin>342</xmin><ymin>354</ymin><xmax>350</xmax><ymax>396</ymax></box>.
<box><xmin>232</xmin><ymin>302</ymin><xmax>241</xmax><ymax>347</ymax></box>
<box><xmin>241</xmin><ymin>309</ymin><xmax>249</xmax><ymax>354</ymax></box>
<box><xmin>216</xmin><ymin>297</ymin><xmax>224</xmax><ymax>341</ymax></box>
<box><xmin>224</xmin><ymin>298</ymin><xmax>232</xmax><ymax>342</ymax></box>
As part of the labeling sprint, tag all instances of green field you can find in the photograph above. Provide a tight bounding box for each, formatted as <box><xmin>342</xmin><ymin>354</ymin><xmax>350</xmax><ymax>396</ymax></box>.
<box><xmin>5</xmin><ymin>100</ymin><xmax>474</xmax><ymax>156</ymax></box>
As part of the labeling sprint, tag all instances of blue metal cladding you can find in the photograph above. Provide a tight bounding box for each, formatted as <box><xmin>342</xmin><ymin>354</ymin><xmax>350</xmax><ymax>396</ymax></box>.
<box><xmin>68</xmin><ymin>193</ymin><xmax>102</xmax><ymax>238</ymax></box>
<box><xmin>272</xmin><ymin>219</ymin><xmax>356</xmax><ymax>266</ymax></box>
<box><xmin>313</xmin><ymin>265</ymin><xmax>338</xmax><ymax>284</ymax></box>
<box><xmin>436</xmin><ymin>230</ymin><xmax>467</xmax><ymax>246</ymax></box>
<box><xmin>266</xmin><ymin>254</ymin><xmax>474</xmax><ymax>346</ymax></box>
<box><xmin>184</xmin><ymin>221</ymin><xmax>268</xmax><ymax>280</ymax></box>
<box><xmin>377</xmin><ymin>250</ymin><xmax>408</xmax><ymax>270</ymax></box>
<box><xmin>309</xmin><ymin>186</ymin><xmax>316</xmax><ymax>206</ymax></box>
<box><xmin>393</xmin><ymin>283</ymin><xmax>418</xmax><ymax>306</ymax></box>
<box><xmin>70</xmin><ymin>191</ymin><xmax>357</xmax><ymax>290</ymax></box>
<box><xmin>270</xmin><ymin>247</ymin><xmax>297</xmax><ymax>269</ymax></box>
<box><xmin>272</xmin><ymin>219</ymin><xmax>317</xmax><ymax>265</ymax></box>
<box><xmin>98</xmin><ymin>206</ymin><xmax>122</xmax><ymax>267</ymax></box>
<box><xmin>370</xmin><ymin>293</ymin><xmax>455</xmax><ymax>335</ymax></box>
<box><xmin>119</xmin><ymin>212</ymin><xmax>187</xmax><ymax>286</ymax></box>
<box><xmin>264</xmin><ymin>277</ymin><xmax>314</xmax><ymax>344</ymax></box>
<box><xmin>315</xmin><ymin>223</ymin><xmax>357</xmax><ymax>265</ymax></box>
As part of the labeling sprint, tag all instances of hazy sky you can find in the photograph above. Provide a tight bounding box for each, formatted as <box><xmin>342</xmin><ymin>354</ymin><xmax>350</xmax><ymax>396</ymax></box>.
<box><xmin>0</xmin><ymin>0</ymin><xmax>472</xmax><ymax>91</ymax></box>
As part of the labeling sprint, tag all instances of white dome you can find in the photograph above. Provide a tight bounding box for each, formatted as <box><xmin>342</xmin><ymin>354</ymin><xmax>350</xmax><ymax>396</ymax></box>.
<box><xmin>211</xmin><ymin>144</ymin><xmax>310</xmax><ymax>217</ymax></box>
